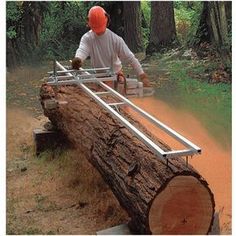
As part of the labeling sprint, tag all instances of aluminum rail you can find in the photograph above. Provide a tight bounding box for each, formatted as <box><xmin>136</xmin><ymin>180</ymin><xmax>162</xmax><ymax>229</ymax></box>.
<box><xmin>47</xmin><ymin>61</ymin><xmax>201</xmax><ymax>159</ymax></box>
<box><xmin>49</xmin><ymin>72</ymin><xmax>115</xmax><ymax>78</ymax></box>
<box><xmin>47</xmin><ymin>61</ymin><xmax>116</xmax><ymax>84</ymax></box>
<box><xmin>98</xmin><ymin>81</ymin><xmax>201</xmax><ymax>153</ymax></box>
<box><xmin>94</xmin><ymin>91</ymin><xmax>111</xmax><ymax>95</ymax></box>
<box><xmin>76</xmin><ymin>63</ymin><xmax>201</xmax><ymax>157</ymax></box>
<box><xmin>48</xmin><ymin>67</ymin><xmax>111</xmax><ymax>74</ymax></box>
<box><xmin>47</xmin><ymin>77</ymin><xmax>117</xmax><ymax>85</ymax></box>
<box><xmin>79</xmin><ymin>82</ymin><xmax>167</xmax><ymax>160</ymax></box>
<box><xmin>53</xmin><ymin>61</ymin><xmax>168</xmax><ymax>159</ymax></box>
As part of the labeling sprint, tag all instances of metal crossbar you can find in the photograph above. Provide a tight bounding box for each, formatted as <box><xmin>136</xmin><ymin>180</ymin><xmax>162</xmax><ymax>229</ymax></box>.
<box><xmin>46</xmin><ymin>61</ymin><xmax>201</xmax><ymax>160</ymax></box>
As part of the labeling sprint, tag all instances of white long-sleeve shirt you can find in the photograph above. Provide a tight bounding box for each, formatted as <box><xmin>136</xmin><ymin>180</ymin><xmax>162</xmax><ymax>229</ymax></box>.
<box><xmin>75</xmin><ymin>29</ymin><xmax>144</xmax><ymax>75</ymax></box>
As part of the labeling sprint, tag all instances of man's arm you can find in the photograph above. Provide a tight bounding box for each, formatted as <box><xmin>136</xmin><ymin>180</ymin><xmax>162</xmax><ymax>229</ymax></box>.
<box><xmin>72</xmin><ymin>34</ymin><xmax>90</xmax><ymax>69</ymax></box>
<box><xmin>116</xmin><ymin>37</ymin><xmax>150</xmax><ymax>86</ymax></box>
<box><xmin>75</xmin><ymin>34</ymin><xmax>90</xmax><ymax>60</ymax></box>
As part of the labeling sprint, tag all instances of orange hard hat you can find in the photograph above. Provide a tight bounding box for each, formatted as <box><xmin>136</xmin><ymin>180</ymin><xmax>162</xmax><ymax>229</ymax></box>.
<box><xmin>88</xmin><ymin>6</ymin><xmax>108</xmax><ymax>34</ymax></box>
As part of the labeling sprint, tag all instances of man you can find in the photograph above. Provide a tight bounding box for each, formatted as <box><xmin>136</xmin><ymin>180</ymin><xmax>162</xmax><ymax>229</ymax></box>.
<box><xmin>71</xmin><ymin>5</ymin><xmax>151</xmax><ymax>88</ymax></box>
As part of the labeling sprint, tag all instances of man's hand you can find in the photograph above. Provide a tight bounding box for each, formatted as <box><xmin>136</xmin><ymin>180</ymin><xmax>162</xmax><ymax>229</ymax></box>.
<box><xmin>71</xmin><ymin>57</ymin><xmax>82</xmax><ymax>70</ymax></box>
<box><xmin>139</xmin><ymin>73</ymin><xmax>151</xmax><ymax>87</ymax></box>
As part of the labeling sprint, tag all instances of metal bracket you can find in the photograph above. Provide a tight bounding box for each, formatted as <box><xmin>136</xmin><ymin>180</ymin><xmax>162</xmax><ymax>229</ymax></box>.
<box><xmin>53</xmin><ymin>59</ymin><xmax>58</xmax><ymax>87</ymax></box>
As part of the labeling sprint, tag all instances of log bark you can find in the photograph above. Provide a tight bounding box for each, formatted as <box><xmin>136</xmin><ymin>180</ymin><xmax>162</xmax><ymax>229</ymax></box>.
<box><xmin>40</xmin><ymin>84</ymin><xmax>215</xmax><ymax>234</ymax></box>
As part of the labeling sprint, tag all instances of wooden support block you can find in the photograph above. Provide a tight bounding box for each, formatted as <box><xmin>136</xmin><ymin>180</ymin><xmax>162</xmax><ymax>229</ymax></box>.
<box><xmin>96</xmin><ymin>223</ymin><xmax>131</xmax><ymax>235</ymax></box>
<box><xmin>33</xmin><ymin>128</ymin><xmax>68</xmax><ymax>156</ymax></box>
<box><xmin>33</xmin><ymin>128</ymin><xmax>57</xmax><ymax>156</ymax></box>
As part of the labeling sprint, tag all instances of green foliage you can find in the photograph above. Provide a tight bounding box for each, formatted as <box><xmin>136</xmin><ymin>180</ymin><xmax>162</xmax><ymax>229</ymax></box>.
<box><xmin>7</xmin><ymin>26</ymin><xmax>17</xmax><ymax>39</ymax></box>
<box><xmin>174</xmin><ymin>1</ymin><xmax>203</xmax><ymax>46</ymax></box>
<box><xmin>6</xmin><ymin>1</ymin><xmax>89</xmax><ymax>65</ymax></box>
<box><xmin>6</xmin><ymin>2</ymin><xmax>22</xmax><ymax>22</ymax></box>
<box><xmin>141</xmin><ymin>0</ymin><xmax>151</xmax><ymax>27</ymax></box>
<box><xmin>39</xmin><ymin>2</ymin><xmax>88</xmax><ymax>61</ymax></box>
<box><xmin>141</xmin><ymin>0</ymin><xmax>151</xmax><ymax>48</ymax></box>
<box><xmin>6</xmin><ymin>2</ymin><xmax>22</xmax><ymax>39</ymax></box>
<box><xmin>142</xmin><ymin>27</ymin><xmax>150</xmax><ymax>48</ymax></box>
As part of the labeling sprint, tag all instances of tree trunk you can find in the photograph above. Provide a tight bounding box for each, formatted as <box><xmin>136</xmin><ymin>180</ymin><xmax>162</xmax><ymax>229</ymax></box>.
<box><xmin>146</xmin><ymin>1</ymin><xmax>178</xmax><ymax>55</ymax></box>
<box><xmin>105</xmin><ymin>2</ymin><xmax>124</xmax><ymax>38</ymax></box>
<box><xmin>193</xmin><ymin>1</ymin><xmax>231</xmax><ymax>63</ymax></box>
<box><xmin>123</xmin><ymin>1</ymin><xmax>143</xmax><ymax>52</ymax></box>
<box><xmin>225</xmin><ymin>1</ymin><xmax>232</xmax><ymax>22</ymax></box>
<box><xmin>105</xmin><ymin>1</ymin><xmax>143</xmax><ymax>51</ymax></box>
<box><xmin>6</xmin><ymin>40</ymin><xmax>18</xmax><ymax>68</ymax></box>
<box><xmin>194</xmin><ymin>1</ymin><xmax>231</xmax><ymax>48</ymax></box>
<box><xmin>208</xmin><ymin>1</ymin><xmax>228</xmax><ymax>47</ymax></box>
<box><xmin>40</xmin><ymin>84</ymin><xmax>215</xmax><ymax>234</ymax></box>
<box><xmin>22</xmin><ymin>2</ymin><xmax>44</xmax><ymax>48</ymax></box>
<box><xmin>194</xmin><ymin>2</ymin><xmax>210</xmax><ymax>44</ymax></box>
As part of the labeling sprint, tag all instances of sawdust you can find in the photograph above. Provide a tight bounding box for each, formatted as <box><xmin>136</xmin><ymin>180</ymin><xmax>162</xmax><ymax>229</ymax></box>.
<box><xmin>130</xmin><ymin>97</ymin><xmax>232</xmax><ymax>234</ymax></box>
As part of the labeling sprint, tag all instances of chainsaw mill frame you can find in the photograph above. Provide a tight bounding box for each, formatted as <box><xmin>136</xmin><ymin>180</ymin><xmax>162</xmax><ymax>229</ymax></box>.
<box><xmin>46</xmin><ymin>60</ymin><xmax>201</xmax><ymax>162</ymax></box>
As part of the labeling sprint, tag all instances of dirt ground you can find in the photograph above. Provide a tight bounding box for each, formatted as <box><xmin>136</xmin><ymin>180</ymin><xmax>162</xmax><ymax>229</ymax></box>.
<box><xmin>6</xmin><ymin>108</ymin><xmax>129</xmax><ymax>234</ymax></box>
<box><xmin>6</xmin><ymin>65</ymin><xmax>231</xmax><ymax>234</ymax></box>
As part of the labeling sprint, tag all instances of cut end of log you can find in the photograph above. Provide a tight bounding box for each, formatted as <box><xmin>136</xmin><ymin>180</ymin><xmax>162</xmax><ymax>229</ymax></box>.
<box><xmin>149</xmin><ymin>175</ymin><xmax>214</xmax><ymax>235</ymax></box>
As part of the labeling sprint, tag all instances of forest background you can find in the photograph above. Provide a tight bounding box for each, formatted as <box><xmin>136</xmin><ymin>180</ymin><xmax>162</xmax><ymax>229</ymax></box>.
<box><xmin>3</xmin><ymin>1</ymin><xmax>234</xmax><ymax>235</ymax></box>
<box><xmin>6</xmin><ymin>1</ymin><xmax>232</xmax><ymax>70</ymax></box>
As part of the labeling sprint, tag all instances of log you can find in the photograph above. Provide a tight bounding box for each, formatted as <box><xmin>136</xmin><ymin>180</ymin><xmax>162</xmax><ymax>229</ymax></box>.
<box><xmin>40</xmin><ymin>84</ymin><xmax>215</xmax><ymax>234</ymax></box>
